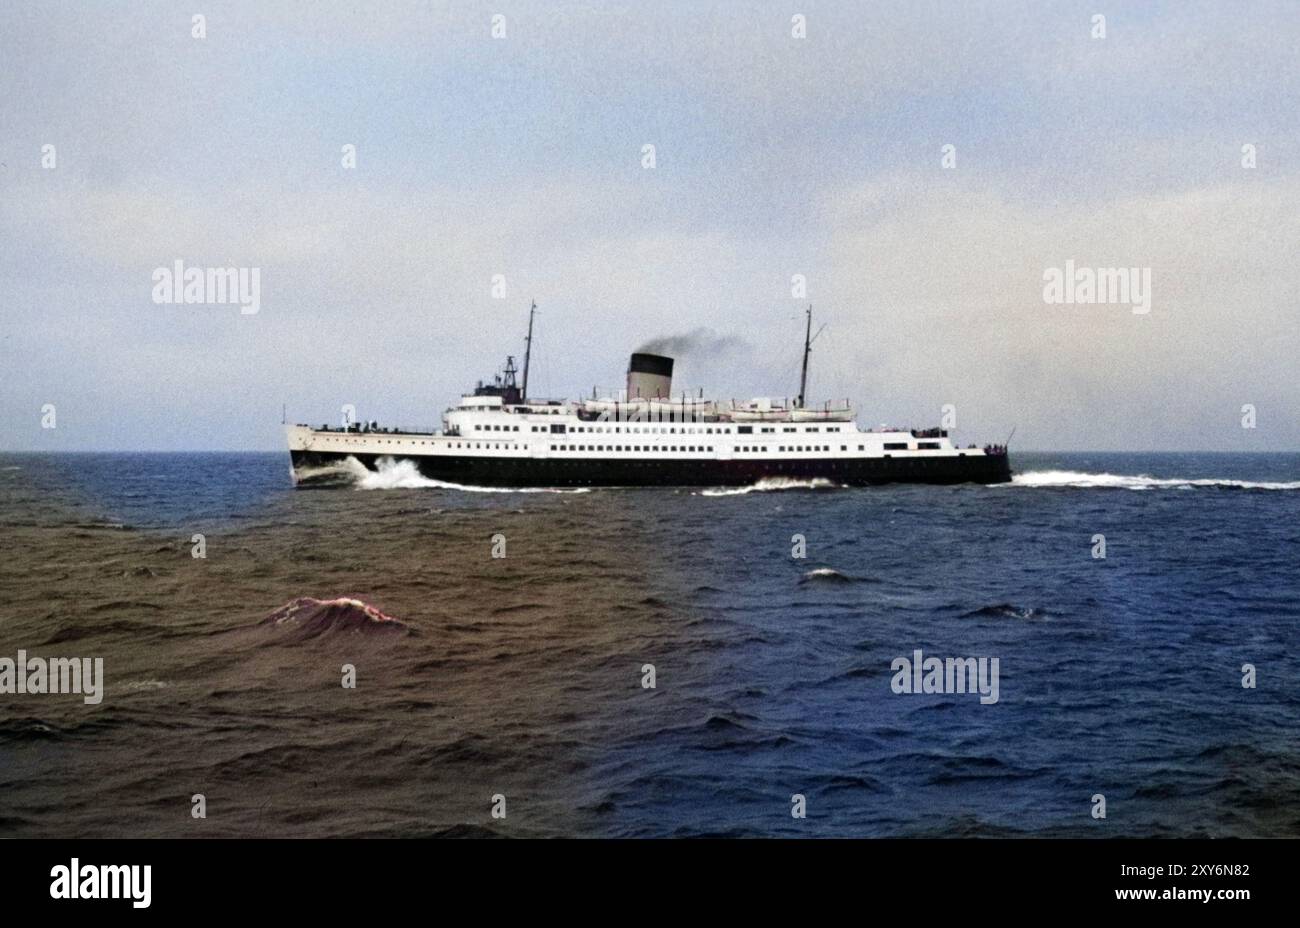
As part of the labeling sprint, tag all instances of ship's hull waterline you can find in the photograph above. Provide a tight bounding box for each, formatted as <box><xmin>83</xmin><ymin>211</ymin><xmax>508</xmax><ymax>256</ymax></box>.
<box><xmin>291</xmin><ymin>449</ymin><xmax>1012</xmax><ymax>488</ymax></box>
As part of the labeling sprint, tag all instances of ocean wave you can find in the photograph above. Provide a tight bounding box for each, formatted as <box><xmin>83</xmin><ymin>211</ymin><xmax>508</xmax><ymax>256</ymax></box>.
<box><xmin>799</xmin><ymin>567</ymin><xmax>857</xmax><ymax>584</ymax></box>
<box><xmin>1011</xmin><ymin>469</ymin><xmax>1300</xmax><ymax>491</ymax></box>
<box><xmin>259</xmin><ymin>596</ymin><xmax>409</xmax><ymax>641</ymax></box>
<box><xmin>42</xmin><ymin>619</ymin><xmax>165</xmax><ymax>645</ymax></box>
<box><xmin>0</xmin><ymin>719</ymin><xmax>64</xmax><ymax>743</ymax></box>
<box><xmin>961</xmin><ymin>603</ymin><xmax>1049</xmax><ymax>620</ymax></box>
<box><xmin>120</xmin><ymin>680</ymin><xmax>169</xmax><ymax>691</ymax></box>
<box><xmin>699</xmin><ymin>477</ymin><xmax>840</xmax><ymax>496</ymax></box>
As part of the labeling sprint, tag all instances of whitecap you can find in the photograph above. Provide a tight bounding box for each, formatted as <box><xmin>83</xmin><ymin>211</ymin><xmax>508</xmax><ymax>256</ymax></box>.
<box><xmin>699</xmin><ymin>477</ymin><xmax>841</xmax><ymax>496</ymax></box>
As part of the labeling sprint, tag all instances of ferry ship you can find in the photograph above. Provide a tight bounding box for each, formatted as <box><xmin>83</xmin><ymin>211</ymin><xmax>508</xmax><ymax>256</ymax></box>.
<box><xmin>287</xmin><ymin>306</ymin><xmax>1011</xmax><ymax>487</ymax></box>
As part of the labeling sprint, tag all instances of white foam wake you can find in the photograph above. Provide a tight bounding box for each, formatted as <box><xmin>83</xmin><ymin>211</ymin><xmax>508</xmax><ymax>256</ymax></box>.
<box><xmin>353</xmin><ymin>457</ymin><xmax>442</xmax><ymax>489</ymax></box>
<box><xmin>1011</xmin><ymin>469</ymin><xmax>1300</xmax><ymax>491</ymax></box>
<box><xmin>699</xmin><ymin>477</ymin><xmax>840</xmax><ymax>496</ymax></box>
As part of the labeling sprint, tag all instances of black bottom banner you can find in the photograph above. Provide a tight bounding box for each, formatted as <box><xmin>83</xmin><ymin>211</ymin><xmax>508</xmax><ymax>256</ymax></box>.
<box><xmin>0</xmin><ymin>837</ymin><xmax>1283</xmax><ymax>916</ymax></box>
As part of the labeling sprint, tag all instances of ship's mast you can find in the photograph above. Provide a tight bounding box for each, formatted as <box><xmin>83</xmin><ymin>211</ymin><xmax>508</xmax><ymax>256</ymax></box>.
<box><xmin>795</xmin><ymin>304</ymin><xmax>826</xmax><ymax>409</ymax></box>
<box><xmin>521</xmin><ymin>301</ymin><xmax>536</xmax><ymax>402</ymax></box>
<box><xmin>797</xmin><ymin>305</ymin><xmax>812</xmax><ymax>408</ymax></box>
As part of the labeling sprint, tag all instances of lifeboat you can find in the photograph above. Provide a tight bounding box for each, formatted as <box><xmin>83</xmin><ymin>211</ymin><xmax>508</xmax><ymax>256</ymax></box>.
<box><xmin>727</xmin><ymin>397</ymin><xmax>793</xmax><ymax>422</ymax></box>
<box><xmin>581</xmin><ymin>397</ymin><xmax>647</xmax><ymax>415</ymax></box>
<box><xmin>789</xmin><ymin>402</ymin><xmax>855</xmax><ymax>422</ymax></box>
<box><xmin>649</xmin><ymin>397</ymin><xmax>714</xmax><ymax>415</ymax></box>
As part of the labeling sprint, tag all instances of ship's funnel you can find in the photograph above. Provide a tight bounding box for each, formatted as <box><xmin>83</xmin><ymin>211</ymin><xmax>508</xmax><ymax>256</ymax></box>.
<box><xmin>626</xmin><ymin>353</ymin><xmax>673</xmax><ymax>400</ymax></box>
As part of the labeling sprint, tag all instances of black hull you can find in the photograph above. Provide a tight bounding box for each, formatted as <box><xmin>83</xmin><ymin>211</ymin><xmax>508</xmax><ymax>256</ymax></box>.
<box><xmin>291</xmin><ymin>450</ymin><xmax>1012</xmax><ymax>488</ymax></box>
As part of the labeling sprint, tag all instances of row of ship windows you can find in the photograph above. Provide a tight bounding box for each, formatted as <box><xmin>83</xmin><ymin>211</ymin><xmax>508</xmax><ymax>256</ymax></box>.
<box><xmin>344</xmin><ymin>438</ymin><xmax>481</xmax><ymax>446</ymax></box>
<box><xmin>511</xmin><ymin>424</ymin><xmax>736</xmax><ymax>434</ymax></box>
<box><xmin>568</xmin><ymin>425</ymin><xmax>736</xmax><ymax>434</ymax></box>
<box><xmin>738</xmin><ymin>444</ymin><xmax>934</xmax><ymax>452</ymax></box>
<box><xmin>740</xmin><ymin>425</ymin><xmax>843</xmax><ymax>434</ymax></box>
<box><xmin>550</xmin><ymin>444</ymin><xmax>913</xmax><ymax>454</ymax></box>
<box><xmin>347</xmin><ymin>440</ymin><xmax>516</xmax><ymax>449</ymax></box>
<box><xmin>471</xmin><ymin>423</ymin><xmax>847</xmax><ymax>435</ymax></box>
<box><xmin>556</xmin><ymin>445</ymin><xmax>716</xmax><ymax>453</ymax></box>
<box><xmin>329</xmin><ymin>438</ymin><xmax>941</xmax><ymax>452</ymax></box>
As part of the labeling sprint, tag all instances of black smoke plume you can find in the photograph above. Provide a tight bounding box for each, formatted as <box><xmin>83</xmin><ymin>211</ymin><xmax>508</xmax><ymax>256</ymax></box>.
<box><xmin>636</xmin><ymin>328</ymin><xmax>747</xmax><ymax>357</ymax></box>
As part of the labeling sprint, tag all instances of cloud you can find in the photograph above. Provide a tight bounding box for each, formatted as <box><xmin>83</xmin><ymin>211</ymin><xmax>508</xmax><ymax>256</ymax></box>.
<box><xmin>1</xmin><ymin>1</ymin><xmax>1297</xmax><ymax>450</ymax></box>
<box><xmin>816</xmin><ymin>173</ymin><xmax>1300</xmax><ymax>448</ymax></box>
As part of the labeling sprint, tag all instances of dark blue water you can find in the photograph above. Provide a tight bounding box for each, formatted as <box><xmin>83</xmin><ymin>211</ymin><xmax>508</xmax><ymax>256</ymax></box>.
<box><xmin>1</xmin><ymin>451</ymin><xmax>1298</xmax><ymax>836</ymax></box>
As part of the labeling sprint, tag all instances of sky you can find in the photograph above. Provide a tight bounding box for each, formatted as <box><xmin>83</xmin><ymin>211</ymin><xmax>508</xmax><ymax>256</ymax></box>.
<box><xmin>1</xmin><ymin>0</ymin><xmax>1297</xmax><ymax>451</ymax></box>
